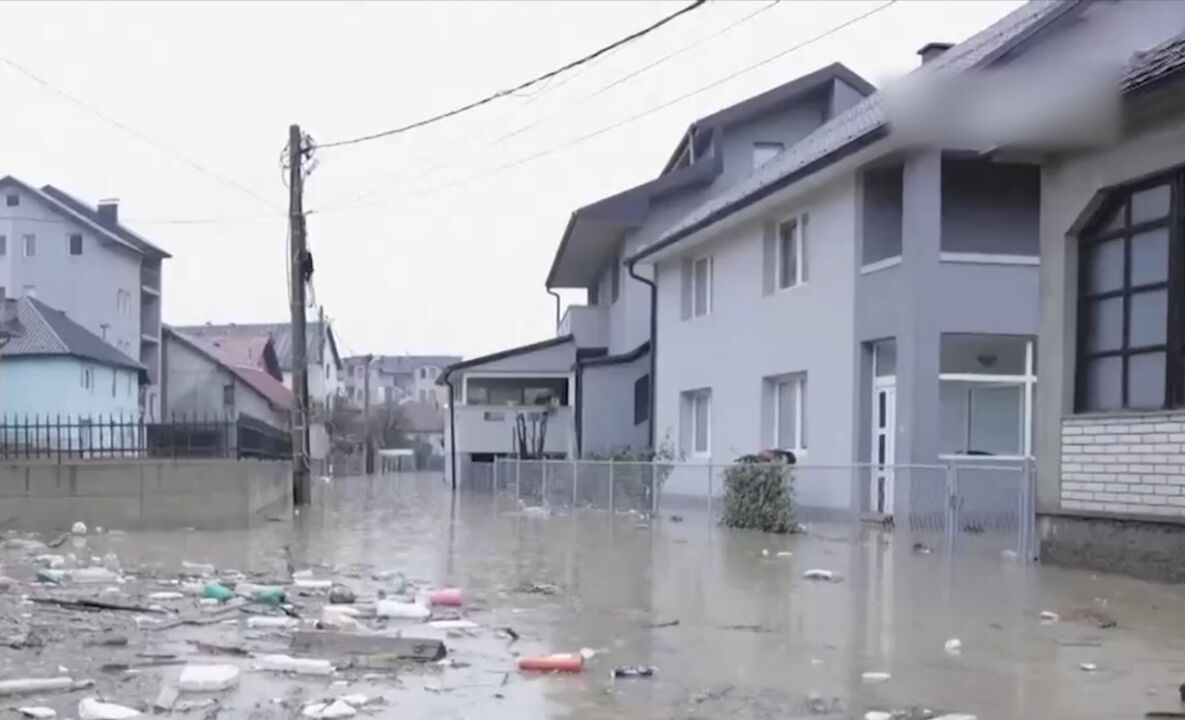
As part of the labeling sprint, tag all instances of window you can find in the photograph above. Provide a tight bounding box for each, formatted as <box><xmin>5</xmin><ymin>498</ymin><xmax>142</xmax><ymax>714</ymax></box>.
<box><xmin>127</xmin><ymin>375</ymin><xmax>134</xmax><ymax>396</ymax></box>
<box><xmin>80</xmin><ymin>366</ymin><xmax>93</xmax><ymax>391</ymax></box>
<box><xmin>692</xmin><ymin>256</ymin><xmax>711</xmax><ymax>317</ymax></box>
<box><xmin>111</xmin><ymin>370</ymin><xmax>117</xmax><ymax>398</ymax></box>
<box><xmin>633</xmin><ymin>374</ymin><xmax>650</xmax><ymax>425</ymax></box>
<box><xmin>768</xmin><ymin>373</ymin><xmax>807</xmax><ymax>452</ymax></box>
<box><xmin>939</xmin><ymin>334</ymin><xmax>1035</xmax><ymax>458</ymax></box>
<box><xmin>776</xmin><ymin>214</ymin><xmax>808</xmax><ymax>289</ymax></box>
<box><xmin>0</xmin><ymin>235</ymin><xmax>6</xmax><ymax>256</ymax></box>
<box><xmin>4</xmin><ymin>194</ymin><xmax>18</xmax><ymax>207</ymax></box>
<box><xmin>466</xmin><ymin>377</ymin><xmax>569</xmax><ymax>406</ymax></box>
<box><xmin>22</xmin><ymin>285</ymin><xmax>35</xmax><ymax>298</ymax></box>
<box><xmin>683</xmin><ymin>389</ymin><xmax>711</xmax><ymax>457</ymax></box>
<box><xmin>69</xmin><ymin>233</ymin><xmax>83</xmax><ymax>256</ymax></box>
<box><xmin>610</xmin><ymin>258</ymin><xmax>620</xmax><ymax>304</ymax></box>
<box><xmin>116</xmin><ymin>290</ymin><xmax>130</xmax><ymax>315</ymax></box>
<box><xmin>753</xmin><ymin>142</ymin><xmax>783</xmax><ymax>169</ymax></box>
<box><xmin>1076</xmin><ymin>176</ymin><xmax>1178</xmax><ymax>411</ymax></box>
<box><xmin>22</xmin><ymin>234</ymin><xmax>35</xmax><ymax>257</ymax></box>
<box><xmin>223</xmin><ymin>384</ymin><xmax>235</xmax><ymax>408</ymax></box>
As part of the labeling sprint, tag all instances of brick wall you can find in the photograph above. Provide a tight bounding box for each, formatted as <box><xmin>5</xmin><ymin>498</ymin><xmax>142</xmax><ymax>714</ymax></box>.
<box><xmin>1061</xmin><ymin>413</ymin><xmax>1185</xmax><ymax>517</ymax></box>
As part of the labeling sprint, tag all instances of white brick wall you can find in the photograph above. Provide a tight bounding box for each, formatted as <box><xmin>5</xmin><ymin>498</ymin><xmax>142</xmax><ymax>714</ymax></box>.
<box><xmin>1061</xmin><ymin>414</ymin><xmax>1185</xmax><ymax>516</ymax></box>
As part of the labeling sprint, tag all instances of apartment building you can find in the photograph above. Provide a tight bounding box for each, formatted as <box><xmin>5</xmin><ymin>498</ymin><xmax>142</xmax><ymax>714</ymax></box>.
<box><xmin>343</xmin><ymin>354</ymin><xmax>461</xmax><ymax>408</ymax></box>
<box><xmin>0</xmin><ymin>176</ymin><xmax>168</xmax><ymax>416</ymax></box>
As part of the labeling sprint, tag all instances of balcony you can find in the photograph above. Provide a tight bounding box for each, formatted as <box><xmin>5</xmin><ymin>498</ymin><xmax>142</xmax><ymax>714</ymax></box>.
<box><xmin>141</xmin><ymin>264</ymin><xmax>161</xmax><ymax>295</ymax></box>
<box><xmin>558</xmin><ymin>304</ymin><xmax>608</xmax><ymax>348</ymax></box>
<box><xmin>454</xmin><ymin>405</ymin><xmax>573</xmax><ymax>455</ymax></box>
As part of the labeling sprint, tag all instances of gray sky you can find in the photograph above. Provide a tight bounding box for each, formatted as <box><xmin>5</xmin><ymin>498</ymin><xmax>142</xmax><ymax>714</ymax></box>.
<box><xmin>0</xmin><ymin>0</ymin><xmax>1022</xmax><ymax>359</ymax></box>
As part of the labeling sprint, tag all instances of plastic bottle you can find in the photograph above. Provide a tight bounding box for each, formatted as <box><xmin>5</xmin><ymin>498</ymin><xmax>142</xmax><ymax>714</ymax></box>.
<box><xmin>246</xmin><ymin>616</ymin><xmax>297</xmax><ymax>629</ymax></box>
<box><xmin>427</xmin><ymin>588</ymin><xmax>463</xmax><ymax>607</ymax></box>
<box><xmin>611</xmin><ymin>665</ymin><xmax>657</xmax><ymax>679</ymax></box>
<box><xmin>35</xmin><ymin>569</ymin><xmax>65</xmax><ymax>584</ymax></box>
<box><xmin>517</xmin><ymin>654</ymin><xmax>583</xmax><ymax>673</ymax></box>
<box><xmin>0</xmin><ymin>677</ymin><xmax>74</xmax><ymax>696</ymax></box>
<box><xmin>236</xmin><ymin>583</ymin><xmax>286</xmax><ymax>605</ymax></box>
<box><xmin>202</xmin><ymin>582</ymin><xmax>235</xmax><ymax>602</ymax></box>
<box><xmin>70</xmin><ymin>567</ymin><xmax>121</xmax><ymax>584</ymax></box>
<box><xmin>256</xmin><ymin>654</ymin><xmax>334</xmax><ymax>676</ymax></box>
<box><xmin>375</xmin><ymin>600</ymin><xmax>430</xmax><ymax>620</ymax></box>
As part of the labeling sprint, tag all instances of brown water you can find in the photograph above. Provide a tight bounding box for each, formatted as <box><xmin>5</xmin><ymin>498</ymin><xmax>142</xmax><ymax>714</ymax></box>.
<box><xmin>6</xmin><ymin>471</ymin><xmax>1185</xmax><ymax>719</ymax></box>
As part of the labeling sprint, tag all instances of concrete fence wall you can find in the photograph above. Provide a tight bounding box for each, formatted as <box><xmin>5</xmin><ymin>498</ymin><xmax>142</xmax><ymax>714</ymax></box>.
<box><xmin>0</xmin><ymin>459</ymin><xmax>292</xmax><ymax>531</ymax></box>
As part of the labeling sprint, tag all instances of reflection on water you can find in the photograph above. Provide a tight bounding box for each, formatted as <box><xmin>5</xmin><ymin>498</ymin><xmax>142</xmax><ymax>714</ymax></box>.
<box><xmin>86</xmin><ymin>473</ymin><xmax>1185</xmax><ymax>718</ymax></box>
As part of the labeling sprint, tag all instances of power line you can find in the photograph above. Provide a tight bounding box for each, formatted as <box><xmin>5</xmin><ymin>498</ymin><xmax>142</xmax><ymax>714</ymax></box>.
<box><xmin>315</xmin><ymin>0</ymin><xmax>709</xmax><ymax>150</ymax></box>
<box><xmin>0</xmin><ymin>54</ymin><xmax>284</xmax><ymax>211</ymax></box>
<box><xmin>315</xmin><ymin>0</ymin><xmax>897</xmax><ymax>216</ymax></box>
<box><xmin>321</xmin><ymin>0</ymin><xmax>780</xmax><ymax>212</ymax></box>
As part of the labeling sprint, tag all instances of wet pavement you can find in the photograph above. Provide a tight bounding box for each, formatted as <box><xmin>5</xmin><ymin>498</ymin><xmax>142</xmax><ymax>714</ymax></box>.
<box><xmin>3</xmin><ymin>471</ymin><xmax>1185</xmax><ymax>718</ymax></box>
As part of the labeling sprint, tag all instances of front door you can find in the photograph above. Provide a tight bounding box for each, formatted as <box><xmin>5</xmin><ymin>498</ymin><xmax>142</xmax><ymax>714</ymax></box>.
<box><xmin>871</xmin><ymin>379</ymin><xmax>896</xmax><ymax>516</ymax></box>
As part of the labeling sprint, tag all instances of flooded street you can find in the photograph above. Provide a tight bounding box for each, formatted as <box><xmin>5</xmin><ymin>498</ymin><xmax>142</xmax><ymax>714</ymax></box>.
<box><xmin>5</xmin><ymin>471</ymin><xmax>1185</xmax><ymax>719</ymax></box>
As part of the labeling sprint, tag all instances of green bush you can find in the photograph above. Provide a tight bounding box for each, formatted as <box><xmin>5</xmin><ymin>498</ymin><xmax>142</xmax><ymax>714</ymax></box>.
<box><xmin>720</xmin><ymin>461</ymin><xmax>796</xmax><ymax>533</ymax></box>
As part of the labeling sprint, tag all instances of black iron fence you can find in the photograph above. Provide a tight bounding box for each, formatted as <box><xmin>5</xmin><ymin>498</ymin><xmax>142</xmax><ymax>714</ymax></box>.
<box><xmin>0</xmin><ymin>413</ymin><xmax>292</xmax><ymax>461</ymax></box>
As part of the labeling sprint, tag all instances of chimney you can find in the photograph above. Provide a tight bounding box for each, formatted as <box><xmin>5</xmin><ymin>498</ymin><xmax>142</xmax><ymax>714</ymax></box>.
<box><xmin>97</xmin><ymin>198</ymin><xmax>119</xmax><ymax>227</ymax></box>
<box><xmin>917</xmin><ymin>42</ymin><xmax>953</xmax><ymax>65</ymax></box>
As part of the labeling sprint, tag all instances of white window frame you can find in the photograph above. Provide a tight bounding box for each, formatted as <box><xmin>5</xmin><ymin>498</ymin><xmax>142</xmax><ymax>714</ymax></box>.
<box><xmin>776</xmin><ymin>213</ymin><xmax>806</xmax><ymax>291</ymax></box>
<box><xmin>22</xmin><ymin>234</ymin><xmax>35</xmax><ymax>258</ymax></box>
<box><xmin>691</xmin><ymin>255</ymin><xmax>712</xmax><ymax>318</ymax></box>
<box><xmin>772</xmin><ymin>374</ymin><xmax>807</xmax><ymax>453</ymax></box>
<box><xmin>938</xmin><ymin>338</ymin><xmax>1035</xmax><ymax>461</ymax></box>
<box><xmin>690</xmin><ymin>390</ymin><xmax>711</xmax><ymax>458</ymax></box>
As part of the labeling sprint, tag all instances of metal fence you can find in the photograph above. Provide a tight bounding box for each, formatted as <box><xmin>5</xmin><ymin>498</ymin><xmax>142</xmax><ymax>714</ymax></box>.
<box><xmin>0</xmin><ymin>413</ymin><xmax>292</xmax><ymax>461</ymax></box>
<box><xmin>468</xmin><ymin>457</ymin><xmax>1037</xmax><ymax>559</ymax></box>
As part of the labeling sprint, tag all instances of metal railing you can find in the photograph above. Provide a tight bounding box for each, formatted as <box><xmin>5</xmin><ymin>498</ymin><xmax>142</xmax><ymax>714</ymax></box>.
<box><xmin>0</xmin><ymin>413</ymin><xmax>292</xmax><ymax>461</ymax></box>
<box><xmin>468</xmin><ymin>457</ymin><xmax>1037</xmax><ymax>559</ymax></box>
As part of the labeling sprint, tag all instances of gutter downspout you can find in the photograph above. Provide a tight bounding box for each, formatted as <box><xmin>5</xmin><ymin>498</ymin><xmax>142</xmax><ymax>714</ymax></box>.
<box><xmin>546</xmin><ymin>288</ymin><xmax>561</xmax><ymax>331</ymax></box>
<box><xmin>627</xmin><ymin>259</ymin><xmax>657</xmax><ymax>449</ymax></box>
<box><xmin>446</xmin><ymin>379</ymin><xmax>458</xmax><ymax>492</ymax></box>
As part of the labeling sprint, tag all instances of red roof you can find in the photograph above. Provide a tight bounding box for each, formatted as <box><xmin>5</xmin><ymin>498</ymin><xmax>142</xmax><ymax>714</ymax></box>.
<box><xmin>166</xmin><ymin>328</ymin><xmax>293</xmax><ymax>412</ymax></box>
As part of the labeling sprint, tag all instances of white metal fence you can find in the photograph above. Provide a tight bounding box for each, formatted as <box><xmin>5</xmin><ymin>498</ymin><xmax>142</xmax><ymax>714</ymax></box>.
<box><xmin>460</xmin><ymin>458</ymin><xmax>1036</xmax><ymax>559</ymax></box>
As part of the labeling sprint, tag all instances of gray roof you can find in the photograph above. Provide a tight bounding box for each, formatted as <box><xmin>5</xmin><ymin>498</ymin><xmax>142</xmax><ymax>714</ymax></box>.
<box><xmin>1123</xmin><ymin>30</ymin><xmax>1185</xmax><ymax>93</ymax></box>
<box><xmin>39</xmin><ymin>185</ymin><xmax>170</xmax><ymax>260</ymax></box>
<box><xmin>2</xmin><ymin>297</ymin><xmax>144</xmax><ymax>371</ymax></box>
<box><xmin>176</xmin><ymin>322</ymin><xmax>341</xmax><ymax>371</ymax></box>
<box><xmin>633</xmin><ymin>0</ymin><xmax>1076</xmax><ymax>260</ymax></box>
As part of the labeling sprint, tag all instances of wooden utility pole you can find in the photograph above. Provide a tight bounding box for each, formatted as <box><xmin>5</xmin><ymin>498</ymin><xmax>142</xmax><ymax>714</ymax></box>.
<box><xmin>363</xmin><ymin>354</ymin><xmax>375</xmax><ymax>475</ymax></box>
<box><xmin>288</xmin><ymin>124</ymin><xmax>311</xmax><ymax>505</ymax></box>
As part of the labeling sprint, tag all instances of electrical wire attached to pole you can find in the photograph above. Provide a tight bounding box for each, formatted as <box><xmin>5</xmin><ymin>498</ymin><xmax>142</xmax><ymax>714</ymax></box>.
<box><xmin>315</xmin><ymin>0</ymin><xmax>709</xmax><ymax>150</ymax></box>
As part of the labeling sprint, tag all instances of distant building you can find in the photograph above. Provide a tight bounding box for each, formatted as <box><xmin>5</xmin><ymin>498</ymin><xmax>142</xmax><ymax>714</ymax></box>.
<box><xmin>176</xmin><ymin>318</ymin><xmax>342</xmax><ymax>413</ymax></box>
<box><xmin>0</xmin><ymin>176</ymin><xmax>169</xmax><ymax>416</ymax></box>
<box><xmin>397</xmin><ymin>400</ymin><xmax>446</xmax><ymax>459</ymax></box>
<box><xmin>162</xmin><ymin>327</ymin><xmax>292</xmax><ymax>431</ymax></box>
<box><xmin>0</xmin><ymin>296</ymin><xmax>143</xmax><ymax>424</ymax></box>
<box><xmin>342</xmin><ymin>355</ymin><xmax>461</xmax><ymax>408</ymax></box>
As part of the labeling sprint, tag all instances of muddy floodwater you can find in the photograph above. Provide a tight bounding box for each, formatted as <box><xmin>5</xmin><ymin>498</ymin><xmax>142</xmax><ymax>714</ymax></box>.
<box><xmin>5</xmin><ymin>472</ymin><xmax>1185</xmax><ymax>719</ymax></box>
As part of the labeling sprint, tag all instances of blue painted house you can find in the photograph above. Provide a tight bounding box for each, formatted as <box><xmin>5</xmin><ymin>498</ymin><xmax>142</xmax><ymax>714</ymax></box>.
<box><xmin>0</xmin><ymin>297</ymin><xmax>143</xmax><ymax>432</ymax></box>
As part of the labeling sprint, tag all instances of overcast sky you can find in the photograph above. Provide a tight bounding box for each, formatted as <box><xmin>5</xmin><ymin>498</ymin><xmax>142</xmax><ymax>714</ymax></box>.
<box><xmin>0</xmin><ymin>0</ymin><xmax>1022</xmax><ymax>359</ymax></box>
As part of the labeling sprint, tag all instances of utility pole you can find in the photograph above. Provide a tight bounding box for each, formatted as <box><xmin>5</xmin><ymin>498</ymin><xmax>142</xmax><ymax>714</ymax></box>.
<box><xmin>363</xmin><ymin>354</ymin><xmax>375</xmax><ymax>475</ymax></box>
<box><xmin>288</xmin><ymin>124</ymin><xmax>311</xmax><ymax>505</ymax></box>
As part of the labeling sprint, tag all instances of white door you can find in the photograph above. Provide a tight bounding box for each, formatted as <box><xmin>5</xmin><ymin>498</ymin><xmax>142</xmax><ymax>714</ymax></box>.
<box><xmin>871</xmin><ymin>380</ymin><xmax>896</xmax><ymax>516</ymax></box>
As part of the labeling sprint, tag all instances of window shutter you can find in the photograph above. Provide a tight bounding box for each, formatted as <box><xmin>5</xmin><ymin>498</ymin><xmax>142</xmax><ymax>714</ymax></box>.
<box><xmin>762</xmin><ymin>221</ymin><xmax>776</xmax><ymax>295</ymax></box>
<box><xmin>800</xmin><ymin>213</ymin><xmax>809</xmax><ymax>283</ymax></box>
<box><xmin>681</xmin><ymin>258</ymin><xmax>693</xmax><ymax>320</ymax></box>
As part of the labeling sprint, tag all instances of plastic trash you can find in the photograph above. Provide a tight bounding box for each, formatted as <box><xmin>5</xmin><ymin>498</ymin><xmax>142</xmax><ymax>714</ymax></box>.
<box><xmin>427</xmin><ymin>619</ymin><xmax>479</xmax><ymax>630</ymax></box>
<box><xmin>202</xmin><ymin>582</ymin><xmax>235</xmax><ymax>602</ymax></box>
<box><xmin>181</xmin><ymin>561</ymin><xmax>215</xmax><ymax>576</ymax></box>
<box><xmin>302</xmin><ymin>700</ymin><xmax>356</xmax><ymax>719</ymax></box>
<box><xmin>320</xmin><ymin>608</ymin><xmax>364</xmax><ymax>631</ymax></box>
<box><xmin>775</xmin><ymin>551</ymin><xmax>793</xmax><ymax>557</ymax></box>
<box><xmin>1040</xmin><ymin>610</ymin><xmax>1060</xmax><ymax>624</ymax></box>
<box><xmin>1080</xmin><ymin>662</ymin><xmax>1098</xmax><ymax>672</ymax></box>
<box><xmin>292</xmin><ymin>570</ymin><xmax>314</xmax><ymax>580</ymax></box>
<box><xmin>247</xmin><ymin>616</ymin><xmax>298</xmax><ymax>629</ymax></box>
<box><xmin>36</xmin><ymin>554</ymin><xmax>67</xmax><ymax>568</ymax></box>
<box><xmin>236</xmin><ymin>583</ymin><xmax>286</xmax><ymax>605</ymax></box>
<box><xmin>517</xmin><ymin>654</ymin><xmax>583</xmax><ymax>673</ymax></box>
<box><xmin>36</xmin><ymin>568</ymin><xmax>65</xmax><ymax>584</ymax></box>
<box><xmin>611</xmin><ymin>665</ymin><xmax>656</xmax><ymax>679</ymax></box>
<box><xmin>337</xmin><ymin>695</ymin><xmax>369</xmax><ymax>708</ymax></box>
<box><xmin>802</xmin><ymin>569</ymin><xmax>834</xmax><ymax>581</ymax></box>
<box><xmin>177</xmin><ymin>665</ymin><xmax>241</xmax><ymax>692</ymax></box>
<box><xmin>376</xmin><ymin>600</ymin><xmax>430</xmax><ymax>620</ymax></box>
<box><xmin>0</xmin><ymin>678</ymin><xmax>74</xmax><ymax>696</ymax></box>
<box><xmin>78</xmin><ymin>698</ymin><xmax>141</xmax><ymax>720</ymax></box>
<box><xmin>865</xmin><ymin>713</ymin><xmax>893</xmax><ymax>720</ymax></box>
<box><xmin>256</xmin><ymin>654</ymin><xmax>334</xmax><ymax>676</ymax></box>
<box><xmin>70</xmin><ymin>567</ymin><xmax>121</xmax><ymax>584</ymax></box>
<box><xmin>861</xmin><ymin>671</ymin><xmax>891</xmax><ymax>684</ymax></box>
<box><xmin>18</xmin><ymin>707</ymin><xmax>56</xmax><ymax>719</ymax></box>
<box><xmin>428</xmin><ymin>588</ymin><xmax>463</xmax><ymax>607</ymax></box>
<box><xmin>328</xmin><ymin>587</ymin><xmax>356</xmax><ymax>605</ymax></box>
<box><xmin>149</xmin><ymin>591</ymin><xmax>184</xmax><ymax>601</ymax></box>
<box><xmin>71</xmin><ymin>522</ymin><xmax>87</xmax><ymax>536</ymax></box>
<box><xmin>944</xmin><ymin>638</ymin><xmax>963</xmax><ymax>655</ymax></box>
<box><xmin>931</xmin><ymin>715</ymin><xmax>979</xmax><ymax>720</ymax></box>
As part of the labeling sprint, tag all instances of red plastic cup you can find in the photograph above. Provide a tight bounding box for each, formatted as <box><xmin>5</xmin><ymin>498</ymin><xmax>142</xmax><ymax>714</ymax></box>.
<box><xmin>428</xmin><ymin>587</ymin><xmax>463</xmax><ymax>607</ymax></box>
<box><xmin>517</xmin><ymin>654</ymin><xmax>583</xmax><ymax>673</ymax></box>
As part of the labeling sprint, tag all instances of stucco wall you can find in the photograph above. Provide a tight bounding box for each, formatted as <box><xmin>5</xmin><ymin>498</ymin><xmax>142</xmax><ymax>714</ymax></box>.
<box><xmin>0</xmin><ymin>458</ymin><xmax>291</xmax><ymax>530</ymax></box>
<box><xmin>162</xmin><ymin>334</ymin><xmax>285</xmax><ymax>427</ymax></box>
<box><xmin>581</xmin><ymin>354</ymin><xmax>649</xmax><ymax>456</ymax></box>
<box><xmin>1</xmin><ymin>356</ymin><xmax>139</xmax><ymax>420</ymax></box>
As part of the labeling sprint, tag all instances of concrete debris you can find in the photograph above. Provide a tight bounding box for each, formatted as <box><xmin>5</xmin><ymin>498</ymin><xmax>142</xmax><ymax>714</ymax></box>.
<box><xmin>177</xmin><ymin>664</ymin><xmax>241</xmax><ymax>692</ymax></box>
<box><xmin>153</xmin><ymin>685</ymin><xmax>179</xmax><ymax>712</ymax></box>
<box><xmin>71</xmin><ymin>522</ymin><xmax>87</xmax><ymax>536</ymax></box>
<box><xmin>17</xmin><ymin>707</ymin><xmax>57</xmax><ymax>719</ymax></box>
<box><xmin>78</xmin><ymin>698</ymin><xmax>141</xmax><ymax>720</ymax></box>
<box><xmin>0</xmin><ymin>677</ymin><xmax>75</xmax><ymax>696</ymax></box>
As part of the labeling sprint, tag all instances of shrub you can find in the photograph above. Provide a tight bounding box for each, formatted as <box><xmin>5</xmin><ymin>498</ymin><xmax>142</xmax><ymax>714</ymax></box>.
<box><xmin>720</xmin><ymin>460</ymin><xmax>796</xmax><ymax>533</ymax></box>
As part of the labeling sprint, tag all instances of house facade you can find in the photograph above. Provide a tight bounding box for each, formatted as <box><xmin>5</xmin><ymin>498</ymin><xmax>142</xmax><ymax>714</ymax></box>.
<box><xmin>0</xmin><ymin>176</ymin><xmax>168</xmax><ymax>416</ymax></box>
<box><xmin>343</xmin><ymin>354</ymin><xmax>460</xmax><ymax>408</ymax></box>
<box><xmin>0</xmin><ymin>297</ymin><xmax>143</xmax><ymax>443</ymax></box>
<box><xmin>442</xmin><ymin>64</ymin><xmax>876</xmax><ymax>485</ymax></box>
<box><xmin>1033</xmin><ymin>22</ymin><xmax>1185</xmax><ymax>577</ymax></box>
